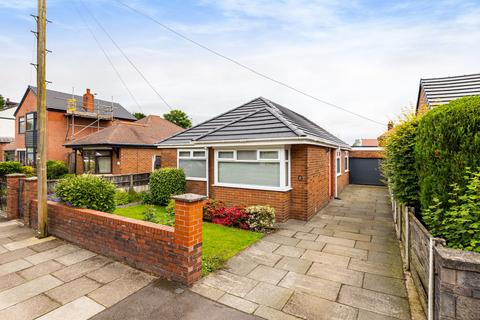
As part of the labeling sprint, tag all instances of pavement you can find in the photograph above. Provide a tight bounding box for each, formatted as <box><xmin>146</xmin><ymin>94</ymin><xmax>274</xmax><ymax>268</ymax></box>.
<box><xmin>191</xmin><ymin>185</ymin><xmax>412</xmax><ymax>320</ymax></box>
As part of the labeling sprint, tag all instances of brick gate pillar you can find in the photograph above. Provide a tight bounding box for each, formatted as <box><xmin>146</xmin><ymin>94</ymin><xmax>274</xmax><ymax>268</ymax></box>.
<box><xmin>172</xmin><ymin>193</ymin><xmax>205</xmax><ymax>286</ymax></box>
<box><xmin>5</xmin><ymin>174</ymin><xmax>26</xmax><ymax>220</ymax></box>
<box><xmin>23</xmin><ymin>177</ymin><xmax>38</xmax><ymax>227</ymax></box>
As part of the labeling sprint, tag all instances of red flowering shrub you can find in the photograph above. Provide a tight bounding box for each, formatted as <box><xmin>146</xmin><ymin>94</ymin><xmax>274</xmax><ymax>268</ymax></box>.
<box><xmin>203</xmin><ymin>199</ymin><xmax>225</xmax><ymax>222</ymax></box>
<box><xmin>211</xmin><ymin>206</ymin><xmax>250</xmax><ymax>229</ymax></box>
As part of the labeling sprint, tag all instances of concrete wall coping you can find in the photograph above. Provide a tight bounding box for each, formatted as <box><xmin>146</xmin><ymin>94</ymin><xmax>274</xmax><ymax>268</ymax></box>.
<box><xmin>25</xmin><ymin>177</ymin><xmax>38</xmax><ymax>181</ymax></box>
<box><xmin>5</xmin><ymin>173</ymin><xmax>26</xmax><ymax>177</ymax></box>
<box><xmin>435</xmin><ymin>245</ymin><xmax>480</xmax><ymax>273</ymax></box>
<box><xmin>172</xmin><ymin>193</ymin><xmax>207</xmax><ymax>203</ymax></box>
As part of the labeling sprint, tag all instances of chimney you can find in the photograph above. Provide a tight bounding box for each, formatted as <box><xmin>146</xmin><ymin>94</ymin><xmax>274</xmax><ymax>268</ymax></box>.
<box><xmin>387</xmin><ymin>121</ymin><xmax>394</xmax><ymax>131</ymax></box>
<box><xmin>83</xmin><ymin>88</ymin><xmax>94</xmax><ymax>112</ymax></box>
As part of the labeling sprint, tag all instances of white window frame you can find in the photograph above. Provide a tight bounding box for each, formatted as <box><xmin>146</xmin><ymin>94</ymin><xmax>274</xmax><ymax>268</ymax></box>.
<box><xmin>344</xmin><ymin>151</ymin><xmax>349</xmax><ymax>172</ymax></box>
<box><xmin>336</xmin><ymin>149</ymin><xmax>342</xmax><ymax>177</ymax></box>
<box><xmin>214</xmin><ymin>148</ymin><xmax>291</xmax><ymax>192</ymax></box>
<box><xmin>177</xmin><ymin>149</ymin><xmax>207</xmax><ymax>181</ymax></box>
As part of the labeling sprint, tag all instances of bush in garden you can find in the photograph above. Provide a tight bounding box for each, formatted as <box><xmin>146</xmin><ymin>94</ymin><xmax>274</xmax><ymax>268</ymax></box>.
<box><xmin>142</xmin><ymin>205</ymin><xmax>158</xmax><ymax>223</ymax></box>
<box><xmin>0</xmin><ymin>161</ymin><xmax>23</xmax><ymax>176</ymax></box>
<box><xmin>149</xmin><ymin>168</ymin><xmax>186</xmax><ymax>205</ymax></box>
<box><xmin>422</xmin><ymin>168</ymin><xmax>480</xmax><ymax>253</ymax></box>
<box><xmin>212</xmin><ymin>206</ymin><xmax>249</xmax><ymax>229</ymax></box>
<box><xmin>127</xmin><ymin>189</ymin><xmax>143</xmax><ymax>203</ymax></box>
<box><xmin>115</xmin><ymin>190</ymin><xmax>130</xmax><ymax>206</ymax></box>
<box><xmin>381</xmin><ymin>113</ymin><xmax>421</xmax><ymax>209</ymax></box>
<box><xmin>55</xmin><ymin>175</ymin><xmax>116</xmax><ymax>213</ymax></box>
<box><xmin>165</xmin><ymin>198</ymin><xmax>176</xmax><ymax>216</ymax></box>
<box><xmin>203</xmin><ymin>199</ymin><xmax>225</xmax><ymax>222</ymax></box>
<box><xmin>21</xmin><ymin>166</ymin><xmax>35</xmax><ymax>177</ymax></box>
<box><xmin>415</xmin><ymin>96</ymin><xmax>480</xmax><ymax>212</ymax></box>
<box><xmin>246</xmin><ymin>205</ymin><xmax>276</xmax><ymax>231</ymax></box>
<box><xmin>46</xmin><ymin>160</ymin><xmax>68</xmax><ymax>179</ymax></box>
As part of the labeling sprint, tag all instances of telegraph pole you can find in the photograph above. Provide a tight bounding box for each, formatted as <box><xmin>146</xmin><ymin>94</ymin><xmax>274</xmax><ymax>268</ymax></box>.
<box><xmin>36</xmin><ymin>0</ymin><xmax>48</xmax><ymax>238</ymax></box>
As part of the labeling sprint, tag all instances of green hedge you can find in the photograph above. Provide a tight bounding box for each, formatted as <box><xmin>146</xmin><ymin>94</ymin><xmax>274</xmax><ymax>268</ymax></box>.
<box><xmin>415</xmin><ymin>96</ymin><xmax>480</xmax><ymax>211</ymax></box>
<box><xmin>0</xmin><ymin>161</ymin><xmax>23</xmax><ymax>176</ymax></box>
<box><xmin>55</xmin><ymin>175</ymin><xmax>116</xmax><ymax>213</ymax></box>
<box><xmin>47</xmin><ymin>160</ymin><xmax>68</xmax><ymax>180</ymax></box>
<box><xmin>149</xmin><ymin>168</ymin><xmax>186</xmax><ymax>205</ymax></box>
<box><xmin>381</xmin><ymin>115</ymin><xmax>421</xmax><ymax>209</ymax></box>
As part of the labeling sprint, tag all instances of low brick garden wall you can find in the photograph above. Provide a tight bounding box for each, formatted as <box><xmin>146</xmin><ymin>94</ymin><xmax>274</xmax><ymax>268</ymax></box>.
<box><xmin>6</xmin><ymin>174</ymin><xmax>204</xmax><ymax>286</ymax></box>
<box><xmin>392</xmin><ymin>202</ymin><xmax>480</xmax><ymax>320</ymax></box>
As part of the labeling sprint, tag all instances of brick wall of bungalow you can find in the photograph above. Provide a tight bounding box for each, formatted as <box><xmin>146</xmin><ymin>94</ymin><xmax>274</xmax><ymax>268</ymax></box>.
<box><xmin>416</xmin><ymin>87</ymin><xmax>430</xmax><ymax>115</ymax></box>
<box><xmin>160</xmin><ymin>145</ymin><xmax>349</xmax><ymax>222</ymax></box>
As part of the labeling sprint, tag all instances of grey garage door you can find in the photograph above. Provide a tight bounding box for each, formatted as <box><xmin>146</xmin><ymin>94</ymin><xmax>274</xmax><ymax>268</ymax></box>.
<box><xmin>349</xmin><ymin>158</ymin><xmax>384</xmax><ymax>186</ymax></box>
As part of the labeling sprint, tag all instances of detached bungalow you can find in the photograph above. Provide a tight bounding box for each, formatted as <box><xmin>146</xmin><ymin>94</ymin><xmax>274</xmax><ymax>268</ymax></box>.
<box><xmin>157</xmin><ymin>97</ymin><xmax>351</xmax><ymax>222</ymax></box>
<box><xmin>65</xmin><ymin>115</ymin><xmax>183</xmax><ymax>175</ymax></box>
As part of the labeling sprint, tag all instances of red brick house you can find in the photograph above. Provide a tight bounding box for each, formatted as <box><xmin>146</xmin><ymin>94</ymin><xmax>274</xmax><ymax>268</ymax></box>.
<box><xmin>5</xmin><ymin>86</ymin><xmax>136</xmax><ymax>168</ymax></box>
<box><xmin>65</xmin><ymin>115</ymin><xmax>183</xmax><ymax>175</ymax></box>
<box><xmin>416</xmin><ymin>73</ymin><xmax>480</xmax><ymax>115</ymax></box>
<box><xmin>157</xmin><ymin>97</ymin><xmax>351</xmax><ymax>222</ymax></box>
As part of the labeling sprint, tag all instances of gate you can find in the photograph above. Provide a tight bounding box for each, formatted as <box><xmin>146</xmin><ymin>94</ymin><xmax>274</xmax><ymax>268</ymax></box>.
<box><xmin>349</xmin><ymin>158</ymin><xmax>384</xmax><ymax>186</ymax></box>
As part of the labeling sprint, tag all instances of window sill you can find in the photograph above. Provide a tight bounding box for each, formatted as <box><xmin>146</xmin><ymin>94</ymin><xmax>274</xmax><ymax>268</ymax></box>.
<box><xmin>345</xmin><ymin>170</ymin><xmax>349</xmax><ymax>173</ymax></box>
<box><xmin>213</xmin><ymin>183</ymin><xmax>292</xmax><ymax>192</ymax></box>
<box><xmin>336</xmin><ymin>173</ymin><xmax>342</xmax><ymax>177</ymax></box>
<box><xmin>186</xmin><ymin>177</ymin><xmax>207</xmax><ymax>182</ymax></box>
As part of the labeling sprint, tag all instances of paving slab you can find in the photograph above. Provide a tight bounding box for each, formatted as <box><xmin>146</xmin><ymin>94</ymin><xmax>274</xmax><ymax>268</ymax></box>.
<box><xmin>355</xmin><ymin>240</ymin><xmax>399</xmax><ymax>254</ymax></box>
<box><xmin>275</xmin><ymin>256</ymin><xmax>312</xmax><ymax>274</ymax></box>
<box><xmin>357</xmin><ymin>309</ymin><xmax>399</xmax><ymax>320</ymax></box>
<box><xmin>274</xmin><ymin>245</ymin><xmax>305</xmax><ymax>258</ymax></box>
<box><xmin>307</xmin><ymin>262</ymin><xmax>364</xmax><ymax>287</ymax></box>
<box><xmin>29</xmin><ymin>239</ymin><xmax>65</xmax><ymax>253</ymax></box>
<box><xmin>254</xmin><ymin>305</ymin><xmax>301</xmax><ymax>320</ymax></box>
<box><xmin>225</xmin><ymin>254</ymin><xmax>259</xmax><ymax>276</ymax></box>
<box><xmin>0</xmin><ymin>258</ymin><xmax>32</xmax><ymax>276</ymax></box>
<box><xmin>333</xmin><ymin>231</ymin><xmax>371</xmax><ymax>242</ymax></box>
<box><xmin>293</xmin><ymin>232</ymin><xmax>318</xmax><ymax>241</ymax></box>
<box><xmin>219</xmin><ymin>293</ymin><xmax>258</xmax><ymax>314</ymax></box>
<box><xmin>0</xmin><ymin>273</ymin><xmax>26</xmax><ymax>292</ymax></box>
<box><xmin>363</xmin><ymin>273</ymin><xmax>408</xmax><ymax>298</ymax></box>
<box><xmin>338</xmin><ymin>285</ymin><xmax>410</xmax><ymax>319</ymax></box>
<box><xmin>190</xmin><ymin>283</ymin><xmax>225</xmax><ymax>300</ymax></box>
<box><xmin>18</xmin><ymin>260</ymin><xmax>65</xmax><ymax>281</ymax></box>
<box><xmin>322</xmin><ymin>243</ymin><xmax>368</xmax><ymax>260</ymax></box>
<box><xmin>86</xmin><ymin>261</ymin><xmax>135</xmax><ymax>284</ymax></box>
<box><xmin>315</xmin><ymin>234</ymin><xmax>355</xmax><ymax>247</ymax></box>
<box><xmin>3</xmin><ymin>236</ymin><xmax>55</xmax><ymax>251</ymax></box>
<box><xmin>0</xmin><ymin>247</ymin><xmax>35</xmax><ymax>265</ymax></box>
<box><xmin>54</xmin><ymin>249</ymin><xmax>97</xmax><ymax>266</ymax></box>
<box><xmin>283</xmin><ymin>292</ymin><xmax>358</xmax><ymax>320</ymax></box>
<box><xmin>296</xmin><ymin>239</ymin><xmax>326</xmax><ymax>251</ymax></box>
<box><xmin>88</xmin><ymin>270</ymin><xmax>155</xmax><ymax>307</ymax></box>
<box><xmin>0</xmin><ymin>274</ymin><xmax>63</xmax><ymax>310</ymax></box>
<box><xmin>52</xmin><ymin>255</ymin><xmax>111</xmax><ymax>282</ymax></box>
<box><xmin>264</xmin><ymin>234</ymin><xmax>301</xmax><ymax>246</ymax></box>
<box><xmin>201</xmin><ymin>270</ymin><xmax>258</xmax><ymax>297</ymax></box>
<box><xmin>25</xmin><ymin>244</ymin><xmax>78</xmax><ymax>265</ymax></box>
<box><xmin>241</xmin><ymin>246</ymin><xmax>283</xmax><ymax>267</ymax></box>
<box><xmin>301</xmin><ymin>249</ymin><xmax>350</xmax><ymax>267</ymax></box>
<box><xmin>349</xmin><ymin>259</ymin><xmax>404</xmax><ymax>279</ymax></box>
<box><xmin>46</xmin><ymin>276</ymin><xmax>102</xmax><ymax>305</ymax></box>
<box><xmin>37</xmin><ymin>296</ymin><xmax>105</xmax><ymax>320</ymax></box>
<box><xmin>278</xmin><ymin>271</ymin><xmax>340</xmax><ymax>301</ymax></box>
<box><xmin>244</xmin><ymin>282</ymin><xmax>293</xmax><ymax>310</ymax></box>
<box><xmin>247</xmin><ymin>265</ymin><xmax>287</xmax><ymax>285</ymax></box>
<box><xmin>0</xmin><ymin>294</ymin><xmax>60</xmax><ymax>320</ymax></box>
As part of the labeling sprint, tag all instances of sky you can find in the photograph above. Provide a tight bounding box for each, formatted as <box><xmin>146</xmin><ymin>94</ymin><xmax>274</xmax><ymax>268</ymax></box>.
<box><xmin>1</xmin><ymin>0</ymin><xmax>479</xmax><ymax>144</ymax></box>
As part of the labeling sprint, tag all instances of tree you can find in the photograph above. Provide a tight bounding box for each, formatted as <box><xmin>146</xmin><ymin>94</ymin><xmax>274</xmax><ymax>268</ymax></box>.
<box><xmin>132</xmin><ymin>112</ymin><xmax>146</xmax><ymax>120</ymax></box>
<box><xmin>0</xmin><ymin>95</ymin><xmax>5</xmax><ymax>110</ymax></box>
<box><xmin>163</xmin><ymin>109</ymin><xmax>192</xmax><ymax>129</ymax></box>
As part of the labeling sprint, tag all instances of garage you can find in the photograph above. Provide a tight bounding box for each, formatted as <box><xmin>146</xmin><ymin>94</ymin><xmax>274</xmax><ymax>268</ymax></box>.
<box><xmin>349</xmin><ymin>147</ymin><xmax>385</xmax><ymax>186</ymax></box>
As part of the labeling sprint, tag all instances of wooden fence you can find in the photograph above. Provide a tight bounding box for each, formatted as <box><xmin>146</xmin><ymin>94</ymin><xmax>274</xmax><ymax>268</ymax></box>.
<box><xmin>47</xmin><ymin>172</ymin><xmax>151</xmax><ymax>193</ymax></box>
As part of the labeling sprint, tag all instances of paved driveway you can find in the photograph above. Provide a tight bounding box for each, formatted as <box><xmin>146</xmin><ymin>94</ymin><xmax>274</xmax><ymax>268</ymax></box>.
<box><xmin>191</xmin><ymin>185</ymin><xmax>411</xmax><ymax>320</ymax></box>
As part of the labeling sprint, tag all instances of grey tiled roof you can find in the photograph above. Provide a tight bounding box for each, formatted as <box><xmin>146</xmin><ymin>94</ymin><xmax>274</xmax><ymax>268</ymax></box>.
<box><xmin>0</xmin><ymin>137</ymin><xmax>13</xmax><ymax>143</ymax></box>
<box><xmin>158</xmin><ymin>97</ymin><xmax>349</xmax><ymax>148</ymax></box>
<box><xmin>420</xmin><ymin>73</ymin><xmax>480</xmax><ymax>108</ymax></box>
<box><xmin>28</xmin><ymin>86</ymin><xmax>136</xmax><ymax>120</ymax></box>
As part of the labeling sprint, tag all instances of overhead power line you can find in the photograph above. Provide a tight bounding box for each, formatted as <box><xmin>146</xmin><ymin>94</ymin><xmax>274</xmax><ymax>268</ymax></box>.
<box><xmin>79</xmin><ymin>0</ymin><xmax>172</xmax><ymax>111</ymax></box>
<box><xmin>73</xmin><ymin>3</ymin><xmax>144</xmax><ymax>113</ymax></box>
<box><xmin>115</xmin><ymin>0</ymin><xmax>385</xmax><ymax>127</ymax></box>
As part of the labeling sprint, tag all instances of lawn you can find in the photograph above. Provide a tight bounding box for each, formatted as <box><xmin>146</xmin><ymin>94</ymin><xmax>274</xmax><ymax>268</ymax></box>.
<box><xmin>113</xmin><ymin>204</ymin><xmax>263</xmax><ymax>276</ymax></box>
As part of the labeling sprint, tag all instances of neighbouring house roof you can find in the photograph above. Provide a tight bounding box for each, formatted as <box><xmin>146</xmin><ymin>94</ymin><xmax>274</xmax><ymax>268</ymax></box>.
<box><xmin>15</xmin><ymin>86</ymin><xmax>136</xmax><ymax>121</ymax></box>
<box><xmin>157</xmin><ymin>97</ymin><xmax>350</xmax><ymax>149</ymax></box>
<box><xmin>65</xmin><ymin>115</ymin><xmax>184</xmax><ymax>148</ymax></box>
<box><xmin>352</xmin><ymin>138</ymin><xmax>379</xmax><ymax>147</ymax></box>
<box><xmin>417</xmin><ymin>73</ymin><xmax>480</xmax><ymax>111</ymax></box>
<box><xmin>0</xmin><ymin>137</ymin><xmax>14</xmax><ymax>144</ymax></box>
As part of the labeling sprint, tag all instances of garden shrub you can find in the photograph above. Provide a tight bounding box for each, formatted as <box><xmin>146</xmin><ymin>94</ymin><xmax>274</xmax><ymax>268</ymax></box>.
<box><xmin>0</xmin><ymin>161</ymin><xmax>23</xmax><ymax>176</ymax></box>
<box><xmin>55</xmin><ymin>175</ymin><xmax>116</xmax><ymax>213</ymax></box>
<box><xmin>149</xmin><ymin>168</ymin><xmax>186</xmax><ymax>205</ymax></box>
<box><xmin>212</xmin><ymin>206</ymin><xmax>249</xmax><ymax>229</ymax></box>
<box><xmin>142</xmin><ymin>205</ymin><xmax>158</xmax><ymax>223</ymax></box>
<box><xmin>115</xmin><ymin>190</ymin><xmax>130</xmax><ymax>206</ymax></box>
<box><xmin>381</xmin><ymin>114</ymin><xmax>421</xmax><ymax>209</ymax></box>
<box><xmin>165</xmin><ymin>198</ymin><xmax>176</xmax><ymax>216</ymax></box>
<box><xmin>246</xmin><ymin>205</ymin><xmax>276</xmax><ymax>231</ymax></box>
<box><xmin>46</xmin><ymin>160</ymin><xmax>68</xmax><ymax>179</ymax></box>
<box><xmin>21</xmin><ymin>166</ymin><xmax>35</xmax><ymax>177</ymax></box>
<box><xmin>127</xmin><ymin>189</ymin><xmax>143</xmax><ymax>203</ymax></box>
<box><xmin>203</xmin><ymin>199</ymin><xmax>225</xmax><ymax>222</ymax></box>
<box><xmin>415</xmin><ymin>96</ymin><xmax>480</xmax><ymax>211</ymax></box>
<box><xmin>422</xmin><ymin>168</ymin><xmax>480</xmax><ymax>253</ymax></box>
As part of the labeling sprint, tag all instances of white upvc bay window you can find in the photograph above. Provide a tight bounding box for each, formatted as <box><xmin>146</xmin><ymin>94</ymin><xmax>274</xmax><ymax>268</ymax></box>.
<box><xmin>215</xmin><ymin>148</ymin><xmax>291</xmax><ymax>191</ymax></box>
<box><xmin>178</xmin><ymin>149</ymin><xmax>207</xmax><ymax>180</ymax></box>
